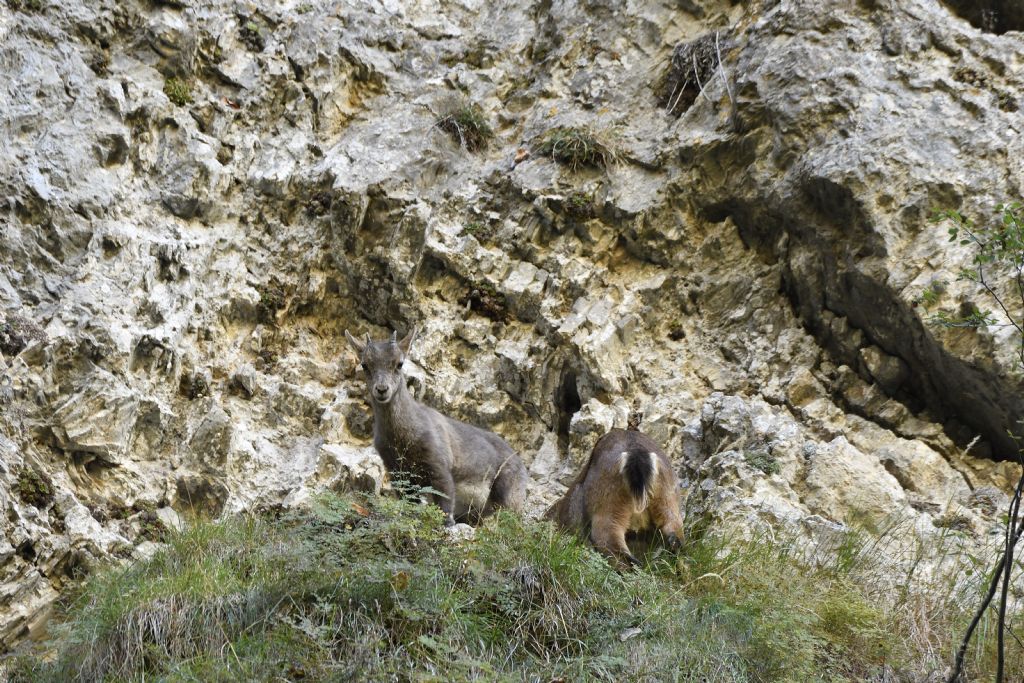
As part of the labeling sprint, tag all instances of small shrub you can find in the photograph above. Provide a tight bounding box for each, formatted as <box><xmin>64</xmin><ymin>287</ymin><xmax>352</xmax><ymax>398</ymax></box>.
<box><xmin>239</xmin><ymin>19</ymin><xmax>266</xmax><ymax>52</ymax></box>
<box><xmin>462</xmin><ymin>221</ymin><xmax>493</xmax><ymax>241</ymax></box>
<box><xmin>534</xmin><ymin>127</ymin><xmax>616</xmax><ymax>171</ymax></box>
<box><xmin>436</xmin><ymin>101</ymin><xmax>494</xmax><ymax>152</ymax></box>
<box><xmin>163</xmin><ymin>78</ymin><xmax>192</xmax><ymax>106</ymax></box>
<box><xmin>0</xmin><ymin>313</ymin><xmax>45</xmax><ymax>356</ymax></box>
<box><xmin>563</xmin><ymin>190</ymin><xmax>595</xmax><ymax>218</ymax></box>
<box><xmin>256</xmin><ymin>283</ymin><xmax>285</xmax><ymax>324</ymax></box>
<box><xmin>15</xmin><ymin>468</ymin><xmax>53</xmax><ymax>509</ymax></box>
<box><xmin>305</xmin><ymin>190</ymin><xmax>333</xmax><ymax>218</ymax></box>
<box><xmin>744</xmin><ymin>448</ymin><xmax>780</xmax><ymax>475</ymax></box>
<box><xmin>914</xmin><ymin>279</ymin><xmax>946</xmax><ymax>309</ymax></box>
<box><xmin>458</xmin><ymin>281</ymin><xmax>508</xmax><ymax>322</ymax></box>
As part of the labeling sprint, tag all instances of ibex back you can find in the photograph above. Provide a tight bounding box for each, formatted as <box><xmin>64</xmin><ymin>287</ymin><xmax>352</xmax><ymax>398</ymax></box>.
<box><xmin>345</xmin><ymin>328</ymin><xmax>528</xmax><ymax>526</ymax></box>
<box><xmin>546</xmin><ymin>427</ymin><xmax>684</xmax><ymax>567</ymax></box>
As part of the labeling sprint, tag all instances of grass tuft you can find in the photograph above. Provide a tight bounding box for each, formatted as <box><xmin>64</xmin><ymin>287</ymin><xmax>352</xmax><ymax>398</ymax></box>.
<box><xmin>436</xmin><ymin>101</ymin><xmax>494</xmax><ymax>152</ymax></box>
<box><xmin>163</xmin><ymin>78</ymin><xmax>193</xmax><ymax>107</ymax></box>
<box><xmin>534</xmin><ymin>126</ymin><xmax>617</xmax><ymax>171</ymax></box>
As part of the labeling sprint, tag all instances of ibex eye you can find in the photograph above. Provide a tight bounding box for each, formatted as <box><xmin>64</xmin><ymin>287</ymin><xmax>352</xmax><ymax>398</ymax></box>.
<box><xmin>359</xmin><ymin>362</ymin><xmax>367</xmax><ymax>370</ymax></box>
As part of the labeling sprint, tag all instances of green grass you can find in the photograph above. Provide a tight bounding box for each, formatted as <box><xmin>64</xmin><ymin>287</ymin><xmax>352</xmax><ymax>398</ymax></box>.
<box><xmin>14</xmin><ymin>468</ymin><xmax>53</xmax><ymax>509</ymax></box>
<box><xmin>744</xmin><ymin>448</ymin><xmax>780</xmax><ymax>476</ymax></box>
<box><xmin>163</xmin><ymin>78</ymin><xmax>192</xmax><ymax>107</ymax></box>
<box><xmin>6</xmin><ymin>492</ymin><xmax>1021</xmax><ymax>682</ymax></box>
<box><xmin>436</xmin><ymin>101</ymin><xmax>494</xmax><ymax>152</ymax></box>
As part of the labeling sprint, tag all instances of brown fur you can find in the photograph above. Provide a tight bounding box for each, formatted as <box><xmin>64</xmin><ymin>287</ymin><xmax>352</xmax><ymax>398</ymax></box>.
<box><xmin>546</xmin><ymin>428</ymin><xmax>684</xmax><ymax>567</ymax></box>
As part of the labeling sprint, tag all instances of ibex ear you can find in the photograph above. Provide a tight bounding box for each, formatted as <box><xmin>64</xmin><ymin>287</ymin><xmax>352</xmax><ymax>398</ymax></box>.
<box><xmin>344</xmin><ymin>330</ymin><xmax>366</xmax><ymax>355</ymax></box>
<box><xmin>398</xmin><ymin>326</ymin><xmax>418</xmax><ymax>355</ymax></box>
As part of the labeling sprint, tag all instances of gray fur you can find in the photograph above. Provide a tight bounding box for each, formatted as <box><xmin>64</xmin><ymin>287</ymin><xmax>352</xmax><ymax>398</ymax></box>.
<box><xmin>345</xmin><ymin>327</ymin><xmax>528</xmax><ymax>525</ymax></box>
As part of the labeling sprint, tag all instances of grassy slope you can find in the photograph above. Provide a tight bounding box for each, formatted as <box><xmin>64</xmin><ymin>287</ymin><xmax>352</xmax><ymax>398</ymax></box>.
<box><xmin>5</xmin><ymin>492</ymin><xmax>1020</xmax><ymax>682</ymax></box>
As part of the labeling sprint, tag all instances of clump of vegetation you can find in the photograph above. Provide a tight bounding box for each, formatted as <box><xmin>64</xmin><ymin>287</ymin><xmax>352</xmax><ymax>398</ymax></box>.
<box><xmin>255</xmin><ymin>283</ymin><xmax>285</xmax><ymax>325</ymax></box>
<box><xmin>435</xmin><ymin>100</ymin><xmax>494</xmax><ymax>152</ymax></box>
<box><xmin>534</xmin><ymin>127</ymin><xmax>617</xmax><ymax>171</ymax></box>
<box><xmin>462</xmin><ymin>220</ymin><xmax>494</xmax><ymax>241</ymax></box>
<box><xmin>239</xmin><ymin>19</ymin><xmax>266</xmax><ymax>52</ymax></box>
<box><xmin>933</xmin><ymin>511</ymin><xmax>972</xmax><ymax>532</ymax></box>
<box><xmin>6</xmin><ymin>0</ymin><xmax>44</xmax><ymax>12</ymax></box>
<box><xmin>15</xmin><ymin>468</ymin><xmax>53</xmax><ymax>509</ymax></box>
<box><xmin>662</xmin><ymin>31</ymin><xmax>733</xmax><ymax>116</ymax></box>
<box><xmin>305</xmin><ymin>190</ymin><xmax>333</xmax><ymax>218</ymax></box>
<box><xmin>178</xmin><ymin>371</ymin><xmax>209</xmax><ymax>400</ymax></box>
<box><xmin>914</xmin><ymin>278</ymin><xmax>946</xmax><ymax>309</ymax></box>
<box><xmin>931</xmin><ymin>203</ymin><xmax>1024</xmax><ymax>358</ymax></box>
<box><xmin>162</xmin><ymin>77</ymin><xmax>192</xmax><ymax>106</ymax></box>
<box><xmin>744</xmin><ymin>447</ymin><xmax>780</xmax><ymax>476</ymax></box>
<box><xmin>7</xmin><ymin>492</ymin><xmax>1021</xmax><ymax>682</ymax></box>
<box><xmin>459</xmin><ymin>281</ymin><xmax>508</xmax><ymax>322</ymax></box>
<box><xmin>563</xmin><ymin>190</ymin><xmax>595</xmax><ymax>219</ymax></box>
<box><xmin>0</xmin><ymin>312</ymin><xmax>45</xmax><ymax>356</ymax></box>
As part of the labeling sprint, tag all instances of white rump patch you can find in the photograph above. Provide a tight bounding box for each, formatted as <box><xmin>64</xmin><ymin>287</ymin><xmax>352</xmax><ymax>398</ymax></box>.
<box><xmin>618</xmin><ymin>450</ymin><xmax>660</xmax><ymax>514</ymax></box>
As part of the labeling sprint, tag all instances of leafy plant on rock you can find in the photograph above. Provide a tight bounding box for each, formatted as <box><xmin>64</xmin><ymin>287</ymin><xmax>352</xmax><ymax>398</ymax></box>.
<box><xmin>934</xmin><ymin>201</ymin><xmax>1024</xmax><ymax>683</ymax></box>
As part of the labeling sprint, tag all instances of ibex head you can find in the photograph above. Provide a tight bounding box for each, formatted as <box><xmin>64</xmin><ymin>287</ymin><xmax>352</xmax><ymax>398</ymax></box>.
<box><xmin>344</xmin><ymin>327</ymin><xmax>418</xmax><ymax>404</ymax></box>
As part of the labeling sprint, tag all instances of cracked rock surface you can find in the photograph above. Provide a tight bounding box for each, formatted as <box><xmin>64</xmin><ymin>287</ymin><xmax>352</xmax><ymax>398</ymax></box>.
<box><xmin>1</xmin><ymin>0</ymin><xmax>1022</xmax><ymax>650</ymax></box>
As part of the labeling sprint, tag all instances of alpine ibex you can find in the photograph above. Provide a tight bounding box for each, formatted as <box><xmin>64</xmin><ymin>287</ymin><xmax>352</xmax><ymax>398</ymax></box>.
<box><xmin>546</xmin><ymin>418</ymin><xmax>684</xmax><ymax>567</ymax></box>
<box><xmin>345</xmin><ymin>327</ymin><xmax>528</xmax><ymax>526</ymax></box>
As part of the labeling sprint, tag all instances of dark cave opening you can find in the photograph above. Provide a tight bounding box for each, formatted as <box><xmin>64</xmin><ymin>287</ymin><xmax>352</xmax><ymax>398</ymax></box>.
<box><xmin>555</xmin><ymin>368</ymin><xmax>582</xmax><ymax>449</ymax></box>
<box><xmin>942</xmin><ymin>0</ymin><xmax>1024</xmax><ymax>34</ymax></box>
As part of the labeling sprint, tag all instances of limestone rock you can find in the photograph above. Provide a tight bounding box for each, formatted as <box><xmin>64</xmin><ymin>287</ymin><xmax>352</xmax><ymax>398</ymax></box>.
<box><xmin>804</xmin><ymin>437</ymin><xmax>909</xmax><ymax>525</ymax></box>
<box><xmin>2</xmin><ymin>0</ymin><xmax>1024</xmax><ymax>653</ymax></box>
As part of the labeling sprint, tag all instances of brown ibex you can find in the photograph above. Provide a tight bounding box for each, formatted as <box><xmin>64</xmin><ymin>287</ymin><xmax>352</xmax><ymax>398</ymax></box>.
<box><xmin>345</xmin><ymin>327</ymin><xmax>528</xmax><ymax>526</ymax></box>
<box><xmin>546</xmin><ymin>414</ymin><xmax>684</xmax><ymax>567</ymax></box>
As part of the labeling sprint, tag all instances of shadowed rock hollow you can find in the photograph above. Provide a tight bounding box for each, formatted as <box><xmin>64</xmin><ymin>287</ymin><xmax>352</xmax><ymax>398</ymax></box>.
<box><xmin>1</xmin><ymin>0</ymin><xmax>1023</xmax><ymax>650</ymax></box>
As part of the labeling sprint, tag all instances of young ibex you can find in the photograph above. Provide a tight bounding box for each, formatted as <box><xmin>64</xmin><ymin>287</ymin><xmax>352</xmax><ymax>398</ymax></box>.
<box><xmin>345</xmin><ymin>327</ymin><xmax>528</xmax><ymax>526</ymax></box>
<box><xmin>546</xmin><ymin>415</ymin><xmax>684</xmax><ymax>567</ymax></box>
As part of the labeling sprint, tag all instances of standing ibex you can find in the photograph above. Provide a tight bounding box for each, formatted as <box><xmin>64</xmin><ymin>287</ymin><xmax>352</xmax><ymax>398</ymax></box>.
<box><xmin>345</xmin><ymin>327</ymin><xmax>528</xmax><ymax>526</ymax></box>
<box><xmin>546</xmin><ymin>412</ymin><xmax>684</xmax><ymax>567</ymax></box>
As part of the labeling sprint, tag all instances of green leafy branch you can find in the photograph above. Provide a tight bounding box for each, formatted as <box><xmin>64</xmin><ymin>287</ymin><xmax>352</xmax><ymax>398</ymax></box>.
<box><xmin>936</xmin><ymin>201</ymin><xmax>1024</xmax><ymax>683</ymax></box>
<box><xmin>932</xmin><ymin>202</ymin><xmax>1024</xmax><ymax>368</ymax></box>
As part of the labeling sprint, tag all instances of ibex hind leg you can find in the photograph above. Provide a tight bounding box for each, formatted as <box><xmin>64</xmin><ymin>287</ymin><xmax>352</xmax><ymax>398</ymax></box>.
<box><xmin>482</xmin><ymin>456</ymin><xmax>528</xmax><ymax>518</ymax></box>
<box><xmin>590</xmin><ymin>512</ymin><xmax>640</xmax><ymax>569</ymax></box>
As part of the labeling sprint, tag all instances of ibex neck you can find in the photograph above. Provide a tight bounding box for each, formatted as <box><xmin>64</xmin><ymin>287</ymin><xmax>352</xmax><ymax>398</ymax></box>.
<box><xmin>373</xmin><ymin>382</ymin><xmax>418</xmax><ymax>436</ymax></box>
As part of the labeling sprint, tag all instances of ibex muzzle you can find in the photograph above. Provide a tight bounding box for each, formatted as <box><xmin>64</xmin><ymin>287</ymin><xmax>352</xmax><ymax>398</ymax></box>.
<box><xmin>546</xmin><ymin>427</ymin><xmax>684</xmax><ymax>567</ymax></box>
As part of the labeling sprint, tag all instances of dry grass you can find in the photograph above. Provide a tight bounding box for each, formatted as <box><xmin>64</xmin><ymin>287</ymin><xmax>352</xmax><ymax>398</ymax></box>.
<box><xmin>534</xmin><ymin>126</ymin><xmax>618</xmax><ymax>171</ymax></box>
<box><xmin>662</xmin><ymin>31</ymin><xmax>733</xmax><ymax>116</ymax></box>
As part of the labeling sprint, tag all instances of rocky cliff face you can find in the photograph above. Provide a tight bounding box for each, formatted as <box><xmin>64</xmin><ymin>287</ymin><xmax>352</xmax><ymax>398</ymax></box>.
<box><xmin>1</xmin><ymin>0</ymin><xmax>1022</xmax><ymax>650</ymax></box>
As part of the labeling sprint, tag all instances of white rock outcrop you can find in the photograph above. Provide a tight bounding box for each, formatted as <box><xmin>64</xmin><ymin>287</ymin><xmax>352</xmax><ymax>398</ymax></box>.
<box><xmin>2</xmin><ymin>0</ymin><xmax>1022</xmax><ymax>650</ymax></box>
